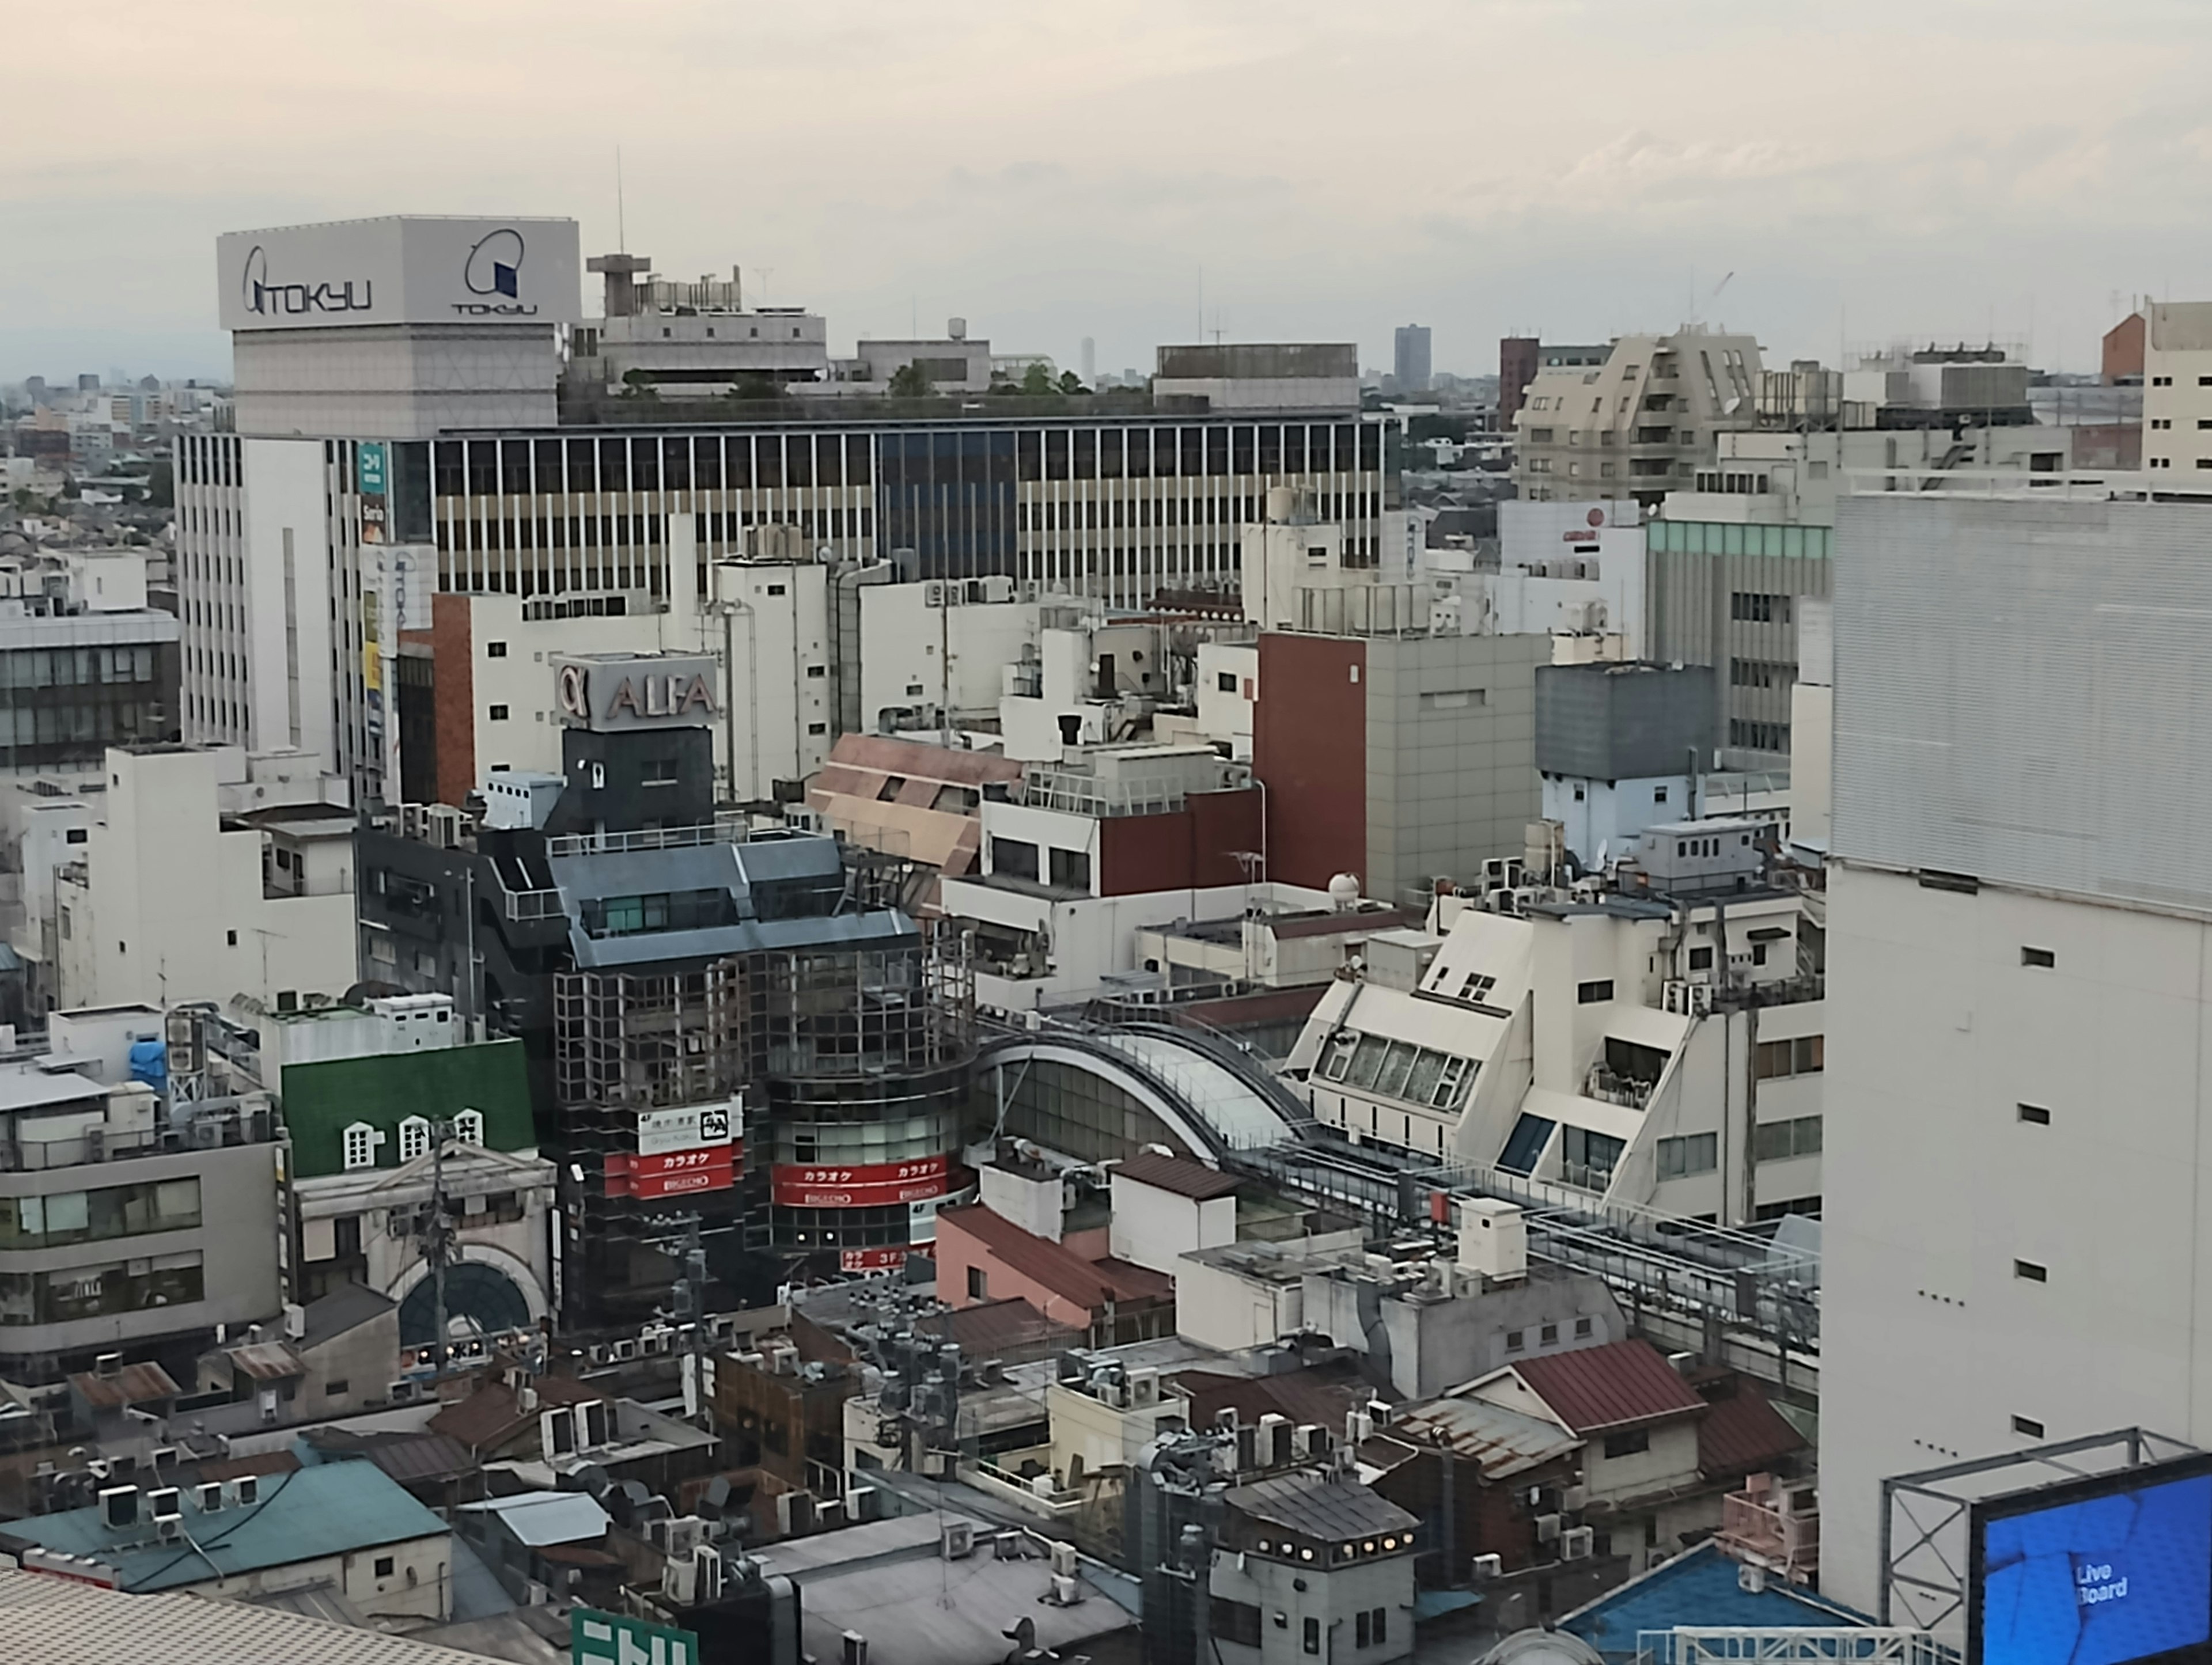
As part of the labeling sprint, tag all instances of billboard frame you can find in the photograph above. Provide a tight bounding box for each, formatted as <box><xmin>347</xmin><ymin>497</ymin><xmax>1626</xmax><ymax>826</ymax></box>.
<box><xmin>1883</xmin><ymin>1427</ymin><xmax>2205</xmax><ymax>1659</ymax></box>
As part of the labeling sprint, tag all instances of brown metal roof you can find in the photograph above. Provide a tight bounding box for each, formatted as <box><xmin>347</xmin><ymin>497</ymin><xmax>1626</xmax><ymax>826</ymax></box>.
<box><xmin>194</xmin><ymin>1450</ymin><xmax>303</xmax><ymax>1484</ymax></box>
<box><xmin>1113</xmin><ymin>1151</ymin><xmax>1243</xmax><ymax>1201</ymax></box>
<box><xmin>429</xmin><ymin>1375</ymin><xmax>602</xmax><ymax>1454</ymax></box>
<box><xmin>1694</xmin><ymin>1375</ymin><xmax>1806</xmax><ymax>1478</ymax></box>
<box><xmin>938</xmin><ymin>1205</ymin><xmax>1173</xmax><ymax>1314</ymax></box>
<box><xmin>1172</xmin><ymin>1361</ymin><xmax>1385</xmax><ymax>1435</ymax></box>
<box><xmin>1268</xmin><ymin>908</ymin><xmax>1418</xmax><ymax>941</ymax></box>
<box><xmin>69</xmin><ymin>1362</ymin><xmax>179</xmax><ymax>1410</ymax></box>
<box><xmin>1493</xmin><ymin>1339</ymin><xmax>1705</xmax><ymax>1435</ymax></box>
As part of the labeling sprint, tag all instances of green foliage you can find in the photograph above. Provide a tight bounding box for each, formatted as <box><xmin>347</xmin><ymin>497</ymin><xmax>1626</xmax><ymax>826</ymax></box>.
<box><xmin>1021</xmin><ymin>362</ymin><xmax>1054</xmax><ymax>396</ymax></box>
<box><xmin>886</xmin><ymin>363</ymin><xmax>931</xmax><ymax>399</ymax></box>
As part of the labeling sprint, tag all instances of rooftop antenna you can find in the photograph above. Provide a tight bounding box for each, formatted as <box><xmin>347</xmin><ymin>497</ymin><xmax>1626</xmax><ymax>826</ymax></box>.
<box><xmin>616</xmin><ymin>147</ymin><xmax>627</xmax><ymax>252</ymax></box>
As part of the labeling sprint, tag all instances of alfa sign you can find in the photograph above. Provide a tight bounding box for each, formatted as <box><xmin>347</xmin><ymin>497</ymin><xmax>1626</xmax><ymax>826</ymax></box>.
<box><xmin>554</xmin><ymin>654</ymin><xmax>718</xmax><ymax>732</ymax></box>
<box><xmin>573</xmin><ymin>1607</ymin><xmax>697</xmax><ymax>1665</ymax></box>
<box><xmin>771</xmin><ymin>1154</ymin><xmax>953</xmax><ymax>1209</ymax></box>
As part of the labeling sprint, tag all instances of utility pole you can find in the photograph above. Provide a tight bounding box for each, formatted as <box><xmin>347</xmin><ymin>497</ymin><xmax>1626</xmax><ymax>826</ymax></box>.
<box><xmin>419</xmin><ymin>1117</ymin><xmax>464</xmax><ymax>1380</ymax></box>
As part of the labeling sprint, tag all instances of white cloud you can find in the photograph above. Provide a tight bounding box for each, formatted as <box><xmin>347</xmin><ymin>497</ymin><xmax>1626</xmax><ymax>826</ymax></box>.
<box><xmin>5</xmin><ymin>0</ymin><xmax>2212</xmax><ymax>378</ymax></box>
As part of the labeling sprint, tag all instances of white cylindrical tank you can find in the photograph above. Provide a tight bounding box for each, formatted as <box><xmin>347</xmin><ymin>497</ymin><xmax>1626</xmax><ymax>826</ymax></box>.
<box><xmin>1327</xmin><ymin>873</ymin><xmax>1361</xmax><ymax>911</ymax></box>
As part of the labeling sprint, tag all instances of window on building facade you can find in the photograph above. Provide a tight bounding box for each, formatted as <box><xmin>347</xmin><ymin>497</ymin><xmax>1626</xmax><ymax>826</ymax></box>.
<box><xmin>398</xmin><ymin>1116</ymin><xmax>431</xmax><ymax>1163</ymax></box>
<box><xmin>1603</xmin><ymin>1428</ymin><xmax>1650</xmax><ymax>1459</ymax></box>
<box><xmin>453</xmin><ymin>1109</ymin><xmax>485</xmax><ymax>1146</ymax></box>
<box><xmin>1753</xmin><ymin>1116</ymin><xmax>1823</xmax><ymax>1163</ymax></box>
<box><xmin>342</xmin><ymin>1122</ymin><xmax>378</xmax><ymax>1170</ymax></box>
<box><xmin>1753</xmin><ymin>1036</ymin><xmax>1824</xmax><ymax>1078</ymax></box>
<box><xmin>1656</xmin><ymin>1132</ymin><xmax>1719</xmax><ymax>1179</ymax></box>
<box><xmin>1562</xmin><ymin>1125</ymin><xmax>1626</xmax><ymax>1191</ymax></box>
<box><xmin>1577</xmin><ymin>980</ymin><xmax>1613</xmax><ymax>1004</ymax></box>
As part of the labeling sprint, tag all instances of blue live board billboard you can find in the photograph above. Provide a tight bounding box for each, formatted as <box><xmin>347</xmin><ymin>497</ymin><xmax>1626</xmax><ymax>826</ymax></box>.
<box><xmin>1972</xmin><ymin>1454</ymin><xmax>2212</xmax><ymax>1665</ymax></box>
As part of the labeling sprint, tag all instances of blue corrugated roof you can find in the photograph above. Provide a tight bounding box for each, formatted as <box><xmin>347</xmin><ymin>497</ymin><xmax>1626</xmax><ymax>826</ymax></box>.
<box><xmin>1</xmin><ymin>1461</ymin><xmax>446</xmax><ymax>1592</ymax></box>
<box><xmin>1563</xmin><ymin>1542</ymin><xmax>1867</xmax><ymax>1660</ymax></box>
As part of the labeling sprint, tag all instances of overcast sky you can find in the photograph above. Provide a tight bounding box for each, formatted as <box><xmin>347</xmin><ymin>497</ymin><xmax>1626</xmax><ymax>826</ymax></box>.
<box><xmin>7</xmin><ymin>0</ymin><xmax>2210</xmax><ymax>384</ymax></box>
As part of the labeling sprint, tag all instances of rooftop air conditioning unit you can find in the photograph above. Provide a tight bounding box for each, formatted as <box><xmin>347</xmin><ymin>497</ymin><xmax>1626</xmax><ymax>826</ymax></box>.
<box><xmin>1562</xmin><ymin>1484</ymin><xmax>1589</xmax><ymax>1512</ymax></box>
<box><xmin>1127</xmin><ymin>1367</ymin><xmax>1160</xmax><ymax>1408</ymax></box>
<box><xmin>941</xmin><ymin>1520</ymin><xmax>975</xmax><ymax>1560</ymax></box>
<box><xmin>1740</xmin><ymin>1563</ymin><xmax>1768</xmax><ymax>1594</ymax></box>
<box><xmin>1051</xmin><ymin>1541</ymin><xmax>1080</xmax><ymax>1579</ymax></box>
<box><xmin>147</xmin><ymin>1487</ymin><xmax>181</xmax><ymax>1522</ymax></box>
<box><xmin>1049</xmin><ymin>1574</ymin><xmax>1084</xmax><ymax>1606</ymax></box>
<box><xmin>1535</xmin><ymin>1512</ymin><xmax>1561</xmax><ymax>1543</ymax></box>
<box><xmin>1471</xmin><ymin>1553</ymin><xmax>1503</xmax><ymax>1580</ymax></box>
<box><xmin>662</xmin><ymin>1554</ymin><xmax>699</xmax><ymax>1606</ymax></box>
<box><xmin>1562</xmin><ymin>1526</ymin><xmax>1594</xmax><ymax>1560</ymax></box>
<box><xmin>692</xmin><ymin>1543</ymin><xmax>724</xmax><ymax>1603</ymax></box>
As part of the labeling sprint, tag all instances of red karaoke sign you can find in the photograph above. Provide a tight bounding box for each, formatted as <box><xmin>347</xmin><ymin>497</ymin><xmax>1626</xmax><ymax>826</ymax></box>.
<box><xmin>771</xmin><ymin>1155</ymin><xmax>953</xmax><ymax>1209</ymax></box>
<box><xmin>604</xmin><ymin>1144</ymin><xmax>743</xmax><ymax>1201</ymax></box>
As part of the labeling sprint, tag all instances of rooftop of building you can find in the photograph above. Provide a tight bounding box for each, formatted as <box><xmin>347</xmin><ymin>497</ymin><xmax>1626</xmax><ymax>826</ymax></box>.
<box><xmin>0</xmin><ymin>1565</ymin><xmax>498</xmax><ymax>1665</ymax></box>
<box><xmin>751</xmin><ymin>1511</ymin><xmax>1134</xmax><ymax>1665</ymax></box>
<box><xmin>1561</xmin><ymin>1541</ymin><xmax>1866</xmax><ymax>1662</ymax></box>
<box><xmin>454</xmin><ymin>1489</ymin><xmax>611</xmax><ymax>1548</ymax></box>
<box><xmin>1465</xmin><ymin>1338</ymin><xmax>1705</xmax><ymax>1436</ymax></box>
<box><xmin>938</xmin><ymin>1204</ymin><xmax>1173</xmax><ymax>1312</ymax></box>
<box><xmin>0</xmin><ymin>1461</ymin><xmax>448</xmax><ymax>1592</ymax></box>
<box><xmin>1359</xmin><ymin>1394</ymin><xmax>1584</xmax><ymax>1483</ymax></box>
<box><xmin>427</xmin><ymin>1374</ymin><xmax>605</xmax><ymax>1454</ymax></box>
<box><xmin>1113</xmin><ymin>1149</ymin><xmax>1244</xmax><ymax>1201</ymax></box>
<box><xmin>1222</xmin><ymin>1469</ymin><xmax>1420</xmax><ymax>1541</ymax></box>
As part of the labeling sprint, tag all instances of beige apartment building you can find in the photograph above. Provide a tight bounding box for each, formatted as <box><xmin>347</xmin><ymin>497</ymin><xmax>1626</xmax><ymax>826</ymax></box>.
<box><xmin>1513</xmin><ymin>327</ymin><xmax>1764</xmax><ymax>507</ymax></box>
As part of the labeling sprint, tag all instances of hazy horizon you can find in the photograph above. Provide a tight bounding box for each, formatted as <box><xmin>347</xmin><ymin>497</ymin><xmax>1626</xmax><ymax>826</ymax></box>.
<box><xmin>7</xmin><ymin>0</ymin><xmax>2209</xmax><ymax>385</ymax></box>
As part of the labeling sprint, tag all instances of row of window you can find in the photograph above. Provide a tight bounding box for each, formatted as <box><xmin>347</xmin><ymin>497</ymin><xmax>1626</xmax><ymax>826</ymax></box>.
<box><xmin>989</xmin><ymin>837</ymin><xmax>1090</xmax><ymax>892</ymax></box>
<box><xmin>1656</xmin><ymin>1131</ymin><xmax>1719</xmax><ymax>1179</ymax></box>
<box><xmin>0</xmin><ymin>1253</ymin><xmax>203</xmax><ymax>1326</ymax></box>
<box><xmin>1753</xmin><ymin>1036</ymin><xmax>1824</xmax><ymax>1079</ymax></box>
<box><xmin>1505</xmin><ymin>1315</ymin><xmax>1595</xmax><ymax>1352</ymax></box>
<box><xmin>0</xmin><ymin>1178</ymin><xmax>200</xmax><ymax>1249</ymax></box>
<box><xmin>1729</xmin><ymin>658</ymin><xmax>1794</xmax><ymax>689</ymax></box>
<box><xmin>1729</xmin><ymin>719</ymin><xmax>1791</xmax><ymax>752</ymax></box>
<box><xmin>342</xmin><ymin>1112</ymin><xmax>484</xmax><ymax>1171</ymax></box>
<box><xmin>1753</xmin><ymin>1114</ymin><xmax>1824</xmax><ymax>1163</ymax></box>
<box><xmin>1730</xmin><ymin>591</ymin><xmax>1793</xmax><ymax>624</ymax></box>
<box><xmin>1317</xmin><ymin>1031</ymin><xmax>1479</xmax><ymax>1112</ymax></box>
<box><xmin>430</xmin><ymin>423</ymin><xmax>1382</xmax><ymax>500</ymax></box>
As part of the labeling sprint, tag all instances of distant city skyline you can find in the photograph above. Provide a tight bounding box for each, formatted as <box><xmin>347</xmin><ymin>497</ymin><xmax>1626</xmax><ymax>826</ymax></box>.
<box><xmin>6</xmin><ymin>0</ymin><xmax>2208</xmax><ymax>382</ymax></box>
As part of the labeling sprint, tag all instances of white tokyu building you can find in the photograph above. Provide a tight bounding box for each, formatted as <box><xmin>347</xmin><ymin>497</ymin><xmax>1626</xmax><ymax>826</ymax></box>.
<box><xmin>1819</xmin><ymin>490</ymin><xmax>2212</xmax><ymax>1611</ymax></box>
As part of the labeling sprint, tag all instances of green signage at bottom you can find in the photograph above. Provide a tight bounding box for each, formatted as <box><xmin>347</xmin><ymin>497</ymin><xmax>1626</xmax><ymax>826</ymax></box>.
<box><xmin>572</xmin><ymin>1606</ymin><xmax>700</xmax><ymax>1665</ymax></box>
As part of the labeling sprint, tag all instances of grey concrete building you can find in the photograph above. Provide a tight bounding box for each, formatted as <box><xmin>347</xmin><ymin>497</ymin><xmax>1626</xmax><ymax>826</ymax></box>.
<box><xmin>0</xmin><ymin>1008</ymin><xmax>284</xmax><ymax>1385</ymax></box>
<box><xmin>1536</xmin><ymin>661</ymin><xmax>1720</xmax><ymax>864</ymax></box>
<box><xmin>1257</xmin><ymin>629</ymin><xmax>1546</xmax><ymax>907</ymax></box>
<box><xmin>1644</xmin><ymin>518</ymin><xmax>1832</xmax><ymax>768</ymax></box>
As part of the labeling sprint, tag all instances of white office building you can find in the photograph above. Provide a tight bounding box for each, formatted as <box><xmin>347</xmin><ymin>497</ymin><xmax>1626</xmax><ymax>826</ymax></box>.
<box><xmin>1284</xmin><ymin>829</ymin><xmax>1824</xmax><ymax>1220</ymax></box>
<box><xmin>1819</xmin><ymin>491</ymin><xmax>2212</xmax><ymax>1614</ymax></box>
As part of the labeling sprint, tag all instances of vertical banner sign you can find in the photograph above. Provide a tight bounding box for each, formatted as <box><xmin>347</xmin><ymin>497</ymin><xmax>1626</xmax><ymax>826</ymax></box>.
<box><xmin>357</xmin><ymin>440</ymin><xmax>389</xmax><ymax>544</ymax></box>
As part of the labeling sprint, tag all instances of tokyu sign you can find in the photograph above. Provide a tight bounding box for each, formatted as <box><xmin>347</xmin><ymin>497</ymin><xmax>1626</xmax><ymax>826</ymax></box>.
<box><xmin>572</xmin><ymin>1607</ymin><xmax>698</xmax><ymax>1665</ymax></box>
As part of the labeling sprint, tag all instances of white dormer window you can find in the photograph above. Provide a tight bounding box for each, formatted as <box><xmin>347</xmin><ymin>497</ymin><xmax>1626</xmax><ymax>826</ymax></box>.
<box><xmin>342</xmin><ymin>1122</ymin><xmax>382</xmax><ymax>1171</ymax></box>
<box><xmin>398</xmin><ymin>1116</ymin><xmax>431</xmax><ymax>1163</ymax></box>
<box><xmin>452</xmin><ymin>1109</ymin><xmax>485</xmax><ymax>1147</ymax></box>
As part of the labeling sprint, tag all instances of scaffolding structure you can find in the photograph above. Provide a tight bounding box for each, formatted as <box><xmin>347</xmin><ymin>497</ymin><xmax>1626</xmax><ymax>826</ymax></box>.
<box><xmin>753</xmin><ymin>937</ymin><xmax>975</xmax><ymax>1083</ymax></box>
<box><xmin>554</xmin><ymin>960</ymin><xmax>750</xmax><ymax>1134</ymax></box>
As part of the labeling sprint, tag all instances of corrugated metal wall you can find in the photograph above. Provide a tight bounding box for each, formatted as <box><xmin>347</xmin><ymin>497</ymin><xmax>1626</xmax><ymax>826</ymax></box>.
<box><xmin>1647</xmin><ymin>520</ymin><xmax>1832</xmax><ymax>759</ymax></box>
<box><xmin>1833</xmin><ymin>495</ymin><xmax>2212</xmax><ymax>915</ymax></box>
